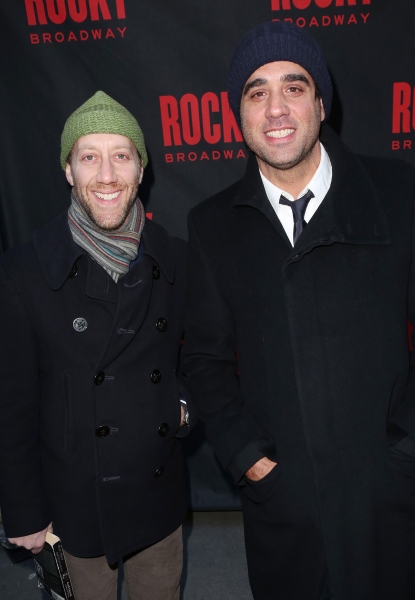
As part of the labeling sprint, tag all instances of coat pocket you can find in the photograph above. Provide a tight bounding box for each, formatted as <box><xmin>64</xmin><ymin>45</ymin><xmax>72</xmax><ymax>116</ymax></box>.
<box><xmin>242</xmin><ymin>464</ymin><xmax>281</xmax><ymax>504</ymax></box>
<box><xmin>388</xmin><ymin>442</ymin><xmax>415</xmax><ymax>480</ymax></box>
<box><xmin>390</xmin><ymin>436</ymin><xmax>415</xmax><ymax>459</ymax></box>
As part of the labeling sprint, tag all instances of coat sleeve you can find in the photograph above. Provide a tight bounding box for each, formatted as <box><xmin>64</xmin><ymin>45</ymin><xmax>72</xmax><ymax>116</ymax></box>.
<box><xmin>388</xmin><ymin>166</ymin><xmax>415</xmax><ymax>450</ymax></box>
<box><xmin>181</xmin><ymin>211</ymin><xmax>271</xmax><ymax>483</ymax></box>
<box><xmin>0</xmin><ymin>261</ymin><xmax>51</xmax><ymax>538</ymax></box>
<box><xmin>401</xmin><ymin>179</ymin><xmax>415</xmax><ymax>442</ymax></box>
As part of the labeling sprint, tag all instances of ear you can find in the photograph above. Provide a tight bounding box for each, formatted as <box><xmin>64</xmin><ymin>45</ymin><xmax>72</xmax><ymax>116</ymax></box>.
<box><xmin>65</xmin><ymin>163</ymin><xmax>74</xmax><ymax>186</ymax></box>
<box><xmin>138</xmin><ymin>165</ymin><xmax>144</xmax><ymax>185</ymax></box>
<box><xmin>319</xmin><ymin>97</ymin><xmax>325</xmax><ymax>123</ymax></box>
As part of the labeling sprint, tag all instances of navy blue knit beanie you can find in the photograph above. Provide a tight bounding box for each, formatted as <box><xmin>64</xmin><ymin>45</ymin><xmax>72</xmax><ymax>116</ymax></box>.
<box><xmin>228</xmin><ymin>21</ymin><xmax>332</xmax><ymax>126</ymax></box>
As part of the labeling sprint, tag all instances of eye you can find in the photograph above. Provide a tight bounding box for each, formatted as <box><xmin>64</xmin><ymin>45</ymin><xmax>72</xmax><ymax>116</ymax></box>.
<box><xmin>82</xmin><ymin>154</ymin><xmax>95</xmax><ymax>162</ymax></box>
<box><xmin>251</xmin><ymin>90</ymin><xmax>266</xmax><ymax>99</ymax></box>
<box><xmin>287</xmin><ymin>86</ymin><xmax>302</xmax><ymax>94</ymax></box>
<box><xmin>115</xmin><ymin>153</ymin><xmax>129</xmax><ymax>160</ymax></box>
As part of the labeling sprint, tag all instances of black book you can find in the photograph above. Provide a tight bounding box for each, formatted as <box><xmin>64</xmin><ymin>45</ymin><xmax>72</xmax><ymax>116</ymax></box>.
<box><xmin>33</xmin><ymin>532</ymin><xmax>76</xmax><ymax>600</ymax></box>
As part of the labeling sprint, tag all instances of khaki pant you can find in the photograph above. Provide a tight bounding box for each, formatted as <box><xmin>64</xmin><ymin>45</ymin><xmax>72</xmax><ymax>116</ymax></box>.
<box><xmin>64</xmin><ymin>526</ymin><xmax>182</xmax><ymax>600</ymax></box>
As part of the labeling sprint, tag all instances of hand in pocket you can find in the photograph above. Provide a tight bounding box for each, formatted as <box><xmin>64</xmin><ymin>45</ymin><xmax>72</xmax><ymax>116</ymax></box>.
<box><xmin>245</xmin><ymin>457</ymin><xmax>277</xmax><ymax>481</ymax></box>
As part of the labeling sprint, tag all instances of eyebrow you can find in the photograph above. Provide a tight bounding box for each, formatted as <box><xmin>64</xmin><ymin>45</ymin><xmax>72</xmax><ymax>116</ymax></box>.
<box><xmin>280</xmin><ymin>73</ymin><xmax>311</xmax><ymax>86</ymax></box>
<box><xmin>76</xmin><ymin>144</ymin><xmax>133</xmax><ymax>152</ymax></box>
<box><xmin>243</xmin><ymin>72</ymin><xmax>311</xmax><ymax>96</ymax></box>
<box><xmin>243</xmin><ymin>78</ymin><xmax>267</xmax><ymax>96</ymax></box>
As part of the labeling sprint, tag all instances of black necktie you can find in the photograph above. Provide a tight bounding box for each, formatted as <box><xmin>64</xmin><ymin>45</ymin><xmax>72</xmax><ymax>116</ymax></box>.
<box><xmin>279</xmin><ymin>189</ymin><xmax>315</xmax><ymax>245</ymax></box>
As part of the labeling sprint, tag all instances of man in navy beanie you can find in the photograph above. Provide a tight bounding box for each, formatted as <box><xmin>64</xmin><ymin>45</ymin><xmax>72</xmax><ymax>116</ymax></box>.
<box><xmin>182</xmin><ymin>21</ymin><xmax>415</xmax><ymax>600</ymax></box>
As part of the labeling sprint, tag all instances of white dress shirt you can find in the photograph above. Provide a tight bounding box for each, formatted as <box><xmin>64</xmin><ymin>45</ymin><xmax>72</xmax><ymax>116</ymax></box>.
<box><xmin>259</xmin><ymin>143</ymin><xmax>333</xmax><ymax>246</ymax></box>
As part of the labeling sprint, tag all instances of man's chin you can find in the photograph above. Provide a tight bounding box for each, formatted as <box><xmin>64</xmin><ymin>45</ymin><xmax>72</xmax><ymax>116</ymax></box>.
<box><xmin>91</xmin><ymin>214</ymin><xmax>128</xmax><ymax>231</ymax></box>
<box><xmin>261</xmin><ymin>148</ymin><xmax>315</xmax><ymax>171</ymax></box>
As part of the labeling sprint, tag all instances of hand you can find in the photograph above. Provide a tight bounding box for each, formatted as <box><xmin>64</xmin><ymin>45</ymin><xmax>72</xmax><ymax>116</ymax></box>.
<box><xmin>245</xmin><ymin>457</ymin><xmax>277</xmax><ymax>481</ymax></box>
<box><xmin>180</xmin><ymin>405</ymin><xmax>187</xmax><ymax>427</ymax></box>
<box><xmin>8</xmin><ymin>522</ymin><xmax>53</xmax><ymax>554</ymax></box>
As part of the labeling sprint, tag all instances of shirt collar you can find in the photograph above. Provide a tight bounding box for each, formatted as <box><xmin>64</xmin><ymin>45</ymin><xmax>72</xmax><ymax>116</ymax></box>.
<box><xmin>259</xmin><ymin>142</ymin><xmax>332</xmax><ymax>219</ymax></box>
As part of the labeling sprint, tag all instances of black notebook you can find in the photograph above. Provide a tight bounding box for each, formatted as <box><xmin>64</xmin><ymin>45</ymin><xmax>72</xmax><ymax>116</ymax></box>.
<box><xmin>33</xmin><ymin>532</ymin><xmax>75</xmax><ymax>600</ymax></box>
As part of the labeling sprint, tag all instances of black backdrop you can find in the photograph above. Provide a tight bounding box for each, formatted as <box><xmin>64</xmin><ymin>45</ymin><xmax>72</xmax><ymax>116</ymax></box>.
<box><xmin>1</xmin><ymin>0</ymin><xmax>415</xmax><ymax>509</ymax></box>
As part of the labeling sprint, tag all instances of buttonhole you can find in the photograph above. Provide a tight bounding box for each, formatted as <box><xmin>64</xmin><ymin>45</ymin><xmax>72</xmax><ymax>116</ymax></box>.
<box><xmin>103</xmin><ymin>476</ymin><xmax>121</xmax><ymax>482</ymax></box>
<box><xmin>105</xmin><ymin>375</ymin><xmax>115</xmax><ymax>381</ymax></box>
<box><xmin>109</xmin><ymin>427</ymin><xmax>119</xmax><ymax>435</ymax></box>
<box><xmin>118</xmin><ymin>328</ymin><xmax>135</xmax><ymax>334</ymax></box>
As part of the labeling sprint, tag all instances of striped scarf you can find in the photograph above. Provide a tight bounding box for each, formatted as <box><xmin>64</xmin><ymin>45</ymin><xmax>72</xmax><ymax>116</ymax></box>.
<box><xmin>68</xmin><ymin>193</ymin><xmax>145</xmax><ymax>282</ymax></box>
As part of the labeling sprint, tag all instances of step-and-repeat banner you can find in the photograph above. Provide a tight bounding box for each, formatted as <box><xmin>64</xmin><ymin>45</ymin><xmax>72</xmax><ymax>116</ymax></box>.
<box><xmin>1</xmin><ymin>0</ymin><xmax>415</xmax><ymax>508</ymax></box>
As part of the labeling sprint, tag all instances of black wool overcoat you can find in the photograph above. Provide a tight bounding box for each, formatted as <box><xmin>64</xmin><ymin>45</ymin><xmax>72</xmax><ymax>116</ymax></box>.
<box><xmin>182</xmin><ymin>126</ymin><xmax>415</xmax><ymax>600</ymax></box>
<box><xmin>0</xmin><ymin>214</ymin><xmax>191</xmax><ymax>564</ymax></box>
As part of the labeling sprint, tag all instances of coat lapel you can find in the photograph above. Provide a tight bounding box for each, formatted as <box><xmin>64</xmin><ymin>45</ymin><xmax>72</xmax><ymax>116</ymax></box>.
<box><xmin>96</xmin><ymin>219</ymin><xmax>175</xmax><ymax>370</ymax></box>
<box><xmin>319</xmin><ymin>125</ymin><xmax>391</xmax><ymax>246</ymax></box>
<box><xmin>232</xmin><ymin>152</ymin><xmax>292</xmax><ymax>247</ymax></box>
<box><xmin>33</xmin><ymin>211</ymin><xmax>84</xmax><ymax>290</ymax></box>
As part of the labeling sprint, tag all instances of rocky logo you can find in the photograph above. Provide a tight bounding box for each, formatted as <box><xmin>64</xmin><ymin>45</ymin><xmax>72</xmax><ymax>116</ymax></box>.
<box><xmin>392</xmin><ymin>82</ymin><xmax>415</xmax><ymax>151</ymax></box>
<box><xmin>160</xmin><ymin>92</ymin><xmax>247</xmax><ymax>164</ymax></box>
<box><xmin>24</xmin><ymin>0</ymin><xmax>127</xmax><ymax>44</ymax></box>
<box><xmin>271</xmin><ymin>0</ymin><xmax>371</xmax><ymax>28</ymax></box>
<box><xmin>271</xmin><ymin>0</ymin><xmax>370</xmax><ymax>8</ymax></box>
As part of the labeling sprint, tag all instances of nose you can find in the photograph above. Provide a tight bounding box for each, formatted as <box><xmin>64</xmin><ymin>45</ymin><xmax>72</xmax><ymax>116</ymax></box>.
<box><xmin>265</xmin><ymin>89</ymin><xmax>290</xmax><ymax>120</ymax></box>
<box><xmin>96</xmin><ymin>154</ymin><xmax>117</xmax><ymax>184</ymax></box>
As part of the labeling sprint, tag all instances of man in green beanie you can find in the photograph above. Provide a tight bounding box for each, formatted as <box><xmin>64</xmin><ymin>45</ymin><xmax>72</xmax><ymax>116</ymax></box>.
<box><xmin>0</xmin><ymin>91</ymin><xmax>193</xmax><ymax>600</ymax></box>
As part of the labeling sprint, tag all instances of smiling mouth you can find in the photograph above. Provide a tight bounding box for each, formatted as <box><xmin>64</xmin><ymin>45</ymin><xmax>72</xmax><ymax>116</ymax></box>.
<box><xmin>265</xmin><ymin>128</ymin><xmax>295</xmax><ymax>139</ymax></box>
<box><xmin>94</xmin><ymin>191</ymin><xmax>121</xmax><ymax>200</ymax></box>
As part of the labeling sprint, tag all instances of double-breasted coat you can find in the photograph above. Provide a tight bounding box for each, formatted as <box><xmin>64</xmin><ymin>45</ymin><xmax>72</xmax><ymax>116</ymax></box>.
<box><xmin>182</xmin><ymin>126</ymin><xmax>415</xmax><ymax>599</ymax></box>
<box><xmin>0</xmin><ymin>213</ymin><xmax>191</xmax><ymax>564</ymax></box>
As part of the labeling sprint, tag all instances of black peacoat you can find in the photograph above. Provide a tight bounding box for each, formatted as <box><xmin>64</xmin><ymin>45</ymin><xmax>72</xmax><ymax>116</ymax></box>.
<box><xmin>0</xmin><ymin>213</ymin><xmax>192</xmax><ymax>564</ymax></box>
<box><xmin>182</xmin><ymin>126</ymin><xmax>415</xmax><ymax>599</ymax></box>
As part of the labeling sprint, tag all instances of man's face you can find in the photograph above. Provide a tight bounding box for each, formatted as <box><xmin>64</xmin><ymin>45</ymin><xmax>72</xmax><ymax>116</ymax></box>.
<box><xmin>240</xmin><ymin>61</ymin><xmax>325</xmax><ymax>175</ymax></box>
<box><xmin>65</xmin><ymin>133</ymin><xmax>143</xmax><ymax>231</ymax></box>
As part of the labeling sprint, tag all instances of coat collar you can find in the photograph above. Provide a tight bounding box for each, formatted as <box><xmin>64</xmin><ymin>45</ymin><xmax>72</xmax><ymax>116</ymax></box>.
<box><xmin>140</xmin><ymin>218</ymin><xmax>175</xmax><ymax>283</ymax></box>
<box><xmin>33</xmin><ymin>212</ymin><xmax>84</xmax><ymax>290</ymax></box>
<box><xmin>232</xmin><ymin>125</ymin><xmax>391</xmax><ymax>254</ymax></box>
<box><xmin>33</xmin><ymin>210</ymin><xmax>175</xmax><ymax>290</ymax></box>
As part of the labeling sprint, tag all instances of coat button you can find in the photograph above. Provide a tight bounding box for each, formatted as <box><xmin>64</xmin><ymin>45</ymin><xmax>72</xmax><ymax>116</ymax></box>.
<box><xmin>73</xmin><ymin>317</ymin><xmax>88</xmax><ymax>332</ymax></box>
<box><xmin>159</xmin><ymin>423</ymin><xmax>169</xmax><ymax>437</ymax></box>
<box><xmin>150</xmin><ymin>369</ymin><xmax>162</xmax><ymax>384</ymax></box>
<box><xmin>156</xmin><ymin>317</ymin><xmax>168</xmax><ymax>332</ymax></box>
<box><xmin>68</xmin><ymin>265</ymin><xmax>78</xmax><ymax>278</ymax></box>
<box><xmin>96</xmin><ymin>425</ymin><xmax>110</xmax><ymax>438</ymax></box>
<box><xmin>154</xmin><ymin>466</ymin><xmax>164</xmax><ymax>478</ymax></box>
<box><xmin>153</xmin><ymin>265</ymin><xmax>160</xmax><ymax>280</ymax></box>
<box><xmin>94</xmin><ymin>371</ymin><xmax>105</xmax><ymax>386</ymax></box>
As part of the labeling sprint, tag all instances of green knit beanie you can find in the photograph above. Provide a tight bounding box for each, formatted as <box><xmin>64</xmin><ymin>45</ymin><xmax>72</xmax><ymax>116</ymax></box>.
<box><xmin>60</xmin><ymin>91</ymin><xmax>148</xmax><ymax>169</ymax></box>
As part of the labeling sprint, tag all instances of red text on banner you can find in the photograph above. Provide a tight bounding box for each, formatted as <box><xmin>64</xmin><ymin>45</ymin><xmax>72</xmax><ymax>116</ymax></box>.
<box><xmin>392</xmin><ymin>83</ymin><xmax>415</xmax><ymax>134</ymax></box>
<box><xmin>271</xmin><ymin>0</ymin><xmax>370</xmax><ymax>9</ymax></box>
<box><xmin>24</xmin><ymin>0</ymin><xmax>126</xmax><ymax>26</ymax></box>
<box><xmin>159</xmin><ymin>92</ymin><xmax>243</xmax><ymax>147</ymax></box>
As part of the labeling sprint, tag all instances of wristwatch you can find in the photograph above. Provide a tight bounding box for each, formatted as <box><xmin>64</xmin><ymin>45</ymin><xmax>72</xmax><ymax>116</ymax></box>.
<box><xmin>180</xmin><ymin>398</ymin><xmax>190</xmax><ymax>426</ymax></box>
